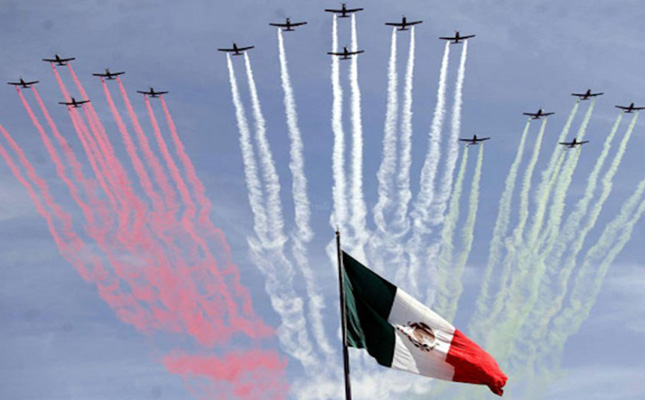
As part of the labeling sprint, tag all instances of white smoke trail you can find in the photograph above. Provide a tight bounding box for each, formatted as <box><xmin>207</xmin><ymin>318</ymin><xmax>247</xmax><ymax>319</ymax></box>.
<box><xmin>470</xmin><ymin>120</ymin><xmax>531</xmax><ymax>339</ymax></box>
<box><xmin>429</xmin><ymin>40</ymin><xmax>468</xmax><ymax>226</ymax></box>
<box><xmin>392</xmin><ymin>27</ymin><xmax>416</xmax><ymax>235</ymax></box>
<box><xmin>373</xmin><ymin>28</ymin><xmax>399</xmax><ymax>236</ymax></box>
<box><xmin>230</xmin><ymin>54</ymin><xmax>317</xmax><ymax>371</ymax></box>
<box><xmin>226</xmin><ymin>54</ymin><xmax>268</xmax><ymax>244</ymax></box>
<box><xmin>434</xmin><ymin>147</ymin><xmax>468</xmax><ymax>317</ymax></box>
<box><xmin>349</xmin><ymin>13</ymin><xmax>368</xmax><ymax>260</ymax></box>
<box><xmin>406</xmin><ymin>42</ymin><xmax>450</xmax><ymax>294</ymax></box>
<box><xmin>244</xmin><ymin>53</ymin><xmax>285</xmax><ymax>246</ymax></box>
<box><xmin>277</xmin><ymin>28</ymin><xmax>334</xmax><ymax>357</ymax></box>
<box><xmin>330</xmin><ymin>14</ymin><xmax>348</xmax><ymax>232</ymax></box>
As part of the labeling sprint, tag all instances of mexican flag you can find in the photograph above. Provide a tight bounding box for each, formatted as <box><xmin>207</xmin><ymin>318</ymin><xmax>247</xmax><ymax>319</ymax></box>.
<box><xmin>342</xmin><ymin>251</ymin><xmax>507</xmax><ymax>395</ymax></box>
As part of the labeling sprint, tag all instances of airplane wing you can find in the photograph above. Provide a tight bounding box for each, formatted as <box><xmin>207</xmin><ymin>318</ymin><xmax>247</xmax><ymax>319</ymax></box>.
<box><xmin>217</xmin><ymin>48</ymin><xmax>235</xmax><ymax>52</ymax></box>
<box><xmin>523</xmin><ymin>113</ymin><xmax>538</xmax><ymax>117</ymax></box>
<box><xmin>633</xmin><ymin>107</ymin><xmax>645</xmax><ymax>110</ymax></box>
<box><xmin>237</xmin><ymin>46</ymin><xmax>254</xmax><ymax>51</ymax></box>
<box><xmin>385</xmin><ymin>22</ymin><xmax>404</xmax><ymax>27</ymax></box>
<box><xmin>348</xmin><ymin>50</ymin><xmax>364</xmax><ymax>55</ymax></box>
<box><xmin>558</xmin><ymin>142</ymin><xmax>572</xmax><ymax>146</ymax></box>
<box><xmin>346</xmin><ymin>7</ymin><xmax>364</xmax><ymax>12</ymax></box>
<box><xmin>578</xmin><ymin>140</ymin><xmax>589</xmax><ymax>145</ymax></box>
<box><xmin>269</xmin><ymin>23</ymin><xmax>288</xmax><ymax>27</ymax></box>
<box><xmin>291</xmin><ymin>22</ymin><xmax>307</xmax><ymax>27</ymax></box>
<box><xmin>78</xmin><ymin>100</ymin><xmax>89</xmax><ymax>104</ymax></box>
<box><xmin>137</xmin><ymin>90</ymin><xmax>149</xmax><ymax>95</ymax></box>
<box><xmin>590</xmin><ymin>92</ymin><xmax>603</xmax><ymax>97</ymax></box>
<box><xmin>324</xmin><ymin>8</ymin><xmax>343</xmax><ymax>13</ymax></box>
<box><xmin>157</xmin><ymin>91</ymin><xmax>169</xmax><ymax>95</ymax></box>
<box><xmin>542</xmin><ymin>112</ymin><xmax>555</xmax><ymax>116</ymax></box>
<box><xmin>615</xmin><ymin>105</ymin><xmax>629</xmax><ymax>110</ymax></box>
<box><xmin>571</xmin><ymin>93</ymin><xmax>586</xmax><ymax>97</ymax></box>
<box><xmin>327</xmin><ymin>52</ymin><xmax>344</xmax><ymax>56</ymax></box>
<box><xmin>439</xmin><ymin>36</ymin><xmax>457</xmax><ymax>41</ymax></box>
<box><xmin>480</xmin><ymin>137</ymin><xmax>491</xmax><ymax>141</ymax></box>
<box><xmin>461</xmin><ymin>35</ymin><xmax>476</xmax><ymax>39</ymax></box>
<box><xmin>408</xmin><ymin>21</ymin><xmax>423</xmax><ymax>26</ymax></box>
<box><xmin>458</xmin><ymin>139</ymin><xmax>472</xmax><ymax>142</ymax></box>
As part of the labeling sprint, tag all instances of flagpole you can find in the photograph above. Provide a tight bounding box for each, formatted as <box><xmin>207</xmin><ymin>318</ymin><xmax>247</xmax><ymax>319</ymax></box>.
<box><xmin>336</xmin><ymin>229</ymin><xmax>353</xmax><ymax>400</ymax></box>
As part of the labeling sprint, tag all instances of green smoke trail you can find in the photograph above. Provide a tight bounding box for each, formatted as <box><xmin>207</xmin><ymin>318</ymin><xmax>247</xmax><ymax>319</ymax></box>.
<box><xmin>444</xmin><ymin>144</ymin><xmax>484</xmax><ymax>322</ymax></box>
<box><xmin>434</xmin><ymin>148</ymin><xmax>469</xmax><ymax>316</ymax></box>
<box><xmin>547</xmin><ymin>176</ymin><xmax>645</xmax><ymax>368</ymax></box>
<box><xmin>470</xmin><ymin>120</ymin><xmax>530</xmax><ymax>340</ymax></box>
<box><xmin>512</xmin><ymin>113</ymin><xmax>625</xmax><ymax>377</ymax></box>
<box><xmin>485</xmin><ymin>101</ymin><xmax>598</xmax><ymax>356</ymax></box>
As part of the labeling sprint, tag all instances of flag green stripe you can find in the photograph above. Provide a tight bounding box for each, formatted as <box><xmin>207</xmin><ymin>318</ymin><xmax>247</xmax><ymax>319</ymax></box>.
<box><xmin>342</xmin><ymin>252</ymin><xmax>397</xmax><ymax>367</ymax></box>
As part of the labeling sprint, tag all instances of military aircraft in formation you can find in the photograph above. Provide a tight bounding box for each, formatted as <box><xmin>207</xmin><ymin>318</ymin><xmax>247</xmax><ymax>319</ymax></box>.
<box><xmin>615</xmin><ymin>103</ymin><xmax>645</xmax><ymax>113</ymax></box>
<box><xmin>327</xmin><ymin>46</ymin><xmax>364</xmax><ymax>60</ymax></box>
<box><xmin>217</xmin><ymin>43</ymin><xmax>255</xmax><ymax>56</ymax></box>
<box><xmin>7</xmin><ymin>78</ymin><xmax>39</xmax><ymax>88</ymax></box>
<box><xmin>572</xmin><ymin>89</ymin><xmax>603</xmax><ymax>100</ymax></box>
<box><xmin>325</xmin><ymin>3</ymin><xmax>363</xmax><ymax>18</ymax></box>
<box><xmin>92</xmin><ymin>69</ymin><xmax>125</xmax><ymax>80</ymax></box>
<box><xmin>137</xmin><ymin>88</ymin><xmax>168</xmax><ymax>98</ymax></box>
<box><xmin>42</xmin><ymin>54</ymin><xmax>75</xmax><ymax>66</ymax></box>
<box><xmin>523</xmin><ymin>108</ymin><xmax>555</xmax><ymax>119</ymax></box>
<box><xmin>59</xmin><ymin>97</ymin><xmax>89</xmax><ymax>108</ymax></box>
<box><xmin>459</xmin><ymin>134</ymin><xmax>490</xmax><ymax>146</ymax></box>
<box><xmin>439</xmin><ymin>31</ymin><xmax>476</xmax><ymax>44</ymax></box>
<box><xmin>385</xmin><ymin>16</ymin><xmax>423</xmax><ymax>31</ymax></box>
<box><xmin>269</xmin><ymin>17</ymin><xmax>307</xmax><ymax>31</ymax></box>
<box><xmin>559</xmin><ymin>138</ymin><xmax>589</xmax><ymax>149</ymax></box>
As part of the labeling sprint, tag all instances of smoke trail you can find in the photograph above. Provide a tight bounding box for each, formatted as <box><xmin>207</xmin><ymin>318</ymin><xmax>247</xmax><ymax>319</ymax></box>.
<box><xmin>547</xmin><ymin>176</ymin><xmax>645</xmax><ymax>365</ymax></box>
<box><xmin>348</xmin><ymin>13</ymin><xmax>368</xmax><ymax>259</ymax></box>
<box><xmin>512</xmin><ymin>118</ymin><xmax>547</xmax><ymax>245</ymax></box>
<box><xmin>277</xmin><ymin>28</ymin><xmax>333</xmax><ymax>356</ymax></box>
<box><xmin>538</xmin><ymin>99</ymin><xmax>596</xmax><ymax>252</ymax></box>
<box><xmin>429</xmin><ymin>40</ymin><xmax>468</xmax><ymax>226</ymax></box>
<box><xmin>392</xmin><ymin>26</ymin><xmax>416</xmax><ymax>235</ymax></box>
<box><xmin>470</xmin><ymin>120</ymin><xmax>530</xmax><ymax>337</ymax></box>
<box><xmin>164</xmin><ymin>350</ymin><xmax>288</xmax><ymax>400</ymax></box>
<box><xmin>244</xmin><ymin>53</ymin><xmax>286</xmax><ymax>245</ymax></box>
<box><xmin>434</xmin><ymin>147</ymin><xmax>469</xmax><ymax>316</ymax></box>
<box><xmin>373</xmin><ymin>28</ymin><xmax>399</xmax><ymax>235</ymax></box>
<box><xmin>116</xmin><ymin>77</ymin><xmax>179</xmax><ymax>213</ymax></box>
<box><xmin>406</xmin><ymin>42</ymin><xmax>450</xmax><ymax>293</ymax></box>
<box><xmin>330</xmin><ymin>14</ymin><xmax>348</xmax><ymax>231</ymax></box>
<box><xmin>444</xmin><ymin>144</ymin><xmax>484</xmax><ymax>322</ymax></box>
<box><xmin>227</xmin><ymin>55</ymin><xmax>317</xmax><ymax>369</ymax></box>
<box><xmin>517</xmin><ymin>113</ymin><xmax>628</xmax><ymax>373</ymax></box>
<box><xmin>159</xmin><ymin>98</ymin><xmax>257</xmax><ymax>318</ymax></box>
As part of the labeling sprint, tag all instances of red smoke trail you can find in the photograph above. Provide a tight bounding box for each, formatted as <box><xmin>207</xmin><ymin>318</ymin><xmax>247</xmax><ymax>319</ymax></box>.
<box><xmin>145</xmin><ymin>95</ymin><xmax>266</xmax><ymax>341</ymax></box>
<box><xmin>0</xmin><ymin>123</ymin><xmax>152</xmax><ymax>329</ymax></box>
<box><xmin>116</xmin><ymin>77</ymin><xmax>179</xmax><ymax>212</ymax></box>
<box><xmin>160</xmin><ymin>98</ymin><xmax>256</xmax><ymax>317</ymax></box>
<box><xmin>164</xmin><ymin>350</ymin><xmax>288</xmax><ymax>400</ymax></box>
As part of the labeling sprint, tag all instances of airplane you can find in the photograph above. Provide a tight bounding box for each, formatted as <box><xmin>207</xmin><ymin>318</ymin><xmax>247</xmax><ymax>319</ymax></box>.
<box><xmin>269</xmin><ymin>17</ymin><xmax>307</xmax><ymax>32</ymax></box>
<box><xmin>324</xmin><ymin>3</ymin><xmax>363</xmax><ymax>18</ymax></box>
<box><xmin>459</xmin><ymin>134</ymin><xmax>490</xmax><ymax>146</ymax></box>
<box><xmin>59</xmin><ymin>97</ymin><xmax>89</xmax><ymax>108</ymax></box>
<box><xmin>42</xmin><ymin>54</ymin><xmax>75</xmax><ymax>66</ymax></box>
<box><xmin>92</xmin><ymin>68</ymin><xmax>125</xmax><ymax>80</ymax></box>
<box><xmin>439</xmin><ymin>31</ymin><xmax>476</xmax><ymax>44</ymax></box>
<box><xmin>559</xmin><ymin>137</ymin><xmax>589</xmax><ymax>149</ymax></box>
<box><xmin>385</xmin><ymin>16</ymin><xmax>423</xmax><ymax>31</ymax></box>
<box><xmin>615</xmin><ymin>102</ymin><xmax>645</xmax><ymax>113</ymax></box>
<box><xmin>137</xmin><ymin>87</ymin><xmax>168</xmax><ymax>98</ymax></box>
<box><xmin>327</xmin><ymin>46</ymin><xmax>364</xmax><ymax>60</ymax></box>
<box><xmin>7</xmin><ymin>78</ymin><xmax>39</xmax><ymax>88</ymax></box>
<box><xmin>217</xmin><ymin>43</ymin><xmax>254</xmax><ymax>56</ymax></box>
<box><xmin>523</xmin><ymin>108</ymin><xmax>555</xmax><ymax>119</ymax></box>
<box><xmin>571</xmin><ymin>89</ymin><xmax>603</xmax><ymax>100</ymax></box>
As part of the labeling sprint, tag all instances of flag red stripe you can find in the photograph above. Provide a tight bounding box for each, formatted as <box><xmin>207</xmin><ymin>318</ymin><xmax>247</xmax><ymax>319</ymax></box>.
<box><xmin>446</xmin><ymin>329</ymin><xmax>508</xmax><ymax>396</ymax></box>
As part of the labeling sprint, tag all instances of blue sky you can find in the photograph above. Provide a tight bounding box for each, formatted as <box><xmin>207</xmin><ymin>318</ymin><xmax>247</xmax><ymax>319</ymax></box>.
<box><xmin>1</xmin><ymin>1</ymin><xmax>645</xmax><ymax>399</ymax></box>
